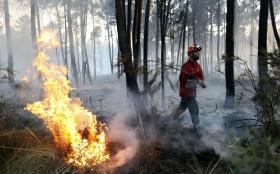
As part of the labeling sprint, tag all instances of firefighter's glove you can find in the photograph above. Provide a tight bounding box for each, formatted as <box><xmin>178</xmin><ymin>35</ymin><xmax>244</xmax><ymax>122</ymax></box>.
<box><xmin>200</xmin><ymin>81</ymin><xmax>207</xmax><ymax>89</ymax></box>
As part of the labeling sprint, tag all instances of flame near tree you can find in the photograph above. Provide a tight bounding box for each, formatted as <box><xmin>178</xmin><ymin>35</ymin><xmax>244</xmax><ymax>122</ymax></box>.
<box><xmin>26</xmin><ymin>30</ymin><xmax>109</xmax><ymax>168</ymax></box>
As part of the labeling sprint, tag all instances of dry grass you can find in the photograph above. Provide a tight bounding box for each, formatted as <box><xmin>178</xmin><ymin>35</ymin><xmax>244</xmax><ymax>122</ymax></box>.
<box><xmin>0</xmin><ymin>96</ymin><xmax>70</xmax><ymax>174</ymax></box>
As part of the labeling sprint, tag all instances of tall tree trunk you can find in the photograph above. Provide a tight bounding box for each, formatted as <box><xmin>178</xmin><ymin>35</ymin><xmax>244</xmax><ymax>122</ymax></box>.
<box><xmin>74</xmin><ymin>18</ymin><xmax>81</xmax><ymax>76</ymax></box>
<box><xmin>115</xmin><ymin>0</ymin><xmax>147</xmax><ymax>123</ymax></box>
<box><xmin>156</xmin><ymin>0</ymin><xmax>160</xmax><ymax>70</ymax></box>
<box><xmin>187</xmin><ymin>23</ymin><xmax>190</xmax><ymax>46</ymax></box>
<box><xmin>56</xmin><ymin>5</ymin><xmax>65</xmax><ymax>66</ymax></box>
<box><xmin>84</xmin><ymin>46</ymin><xmax>92</xmax><ymax>84</ymax></box>
<box><xmin>170</xmin><ymin>36</ymin><xmax>175</xmax><ymax>65</ymax></box>
<box><xmin>80</xmin><ymin>4</ymin><xmax>86</xmax><ymax>85</ymax></box>
<box><xmin>169</xmin><ymin>12</ymin><xmax>175</xmax><ymax>66</ymax></box>
<box><xmin>111</xmin><ymin>29</ymin><xmax>114</xmax><ymax>73</ymax></box>
<box><xmin>114</xmin><ymin>26</ymin><xmax>122</xmax><ymax>79</ymax></box>
<box><xmin>84</xmin><ymin>33</ymin><xmax>92</xmax><ymax>83</ymax></box>
<box><xmin>75</xmin><ymin>30</ymin><xmax>81</xmax><ymax>76</ymax></box>
<box><xmin>4</xmin><ymin>0</ymin><xmax>14</xmax><ymax>84</ymax></box>
<box><xmin>143</xmin><ymin>0</ymin><xmax>151</xmax><ymax>103</ymax></box>
<box><xmin>132</xmin><ymin>0</ymin><xmax>143</xmax><ymax>75</ymax></box>
<box><xmin>176</xmin><ymin>27</ymin><xmax>183</xmax><ymax>67</ymax></box>
<box><xmin>268</xmin><ymin>0</ymin><xmax>280</xmax><ymax>50</ymax></box>
<box><xmin>127</xmin><ymin>0</ymin><xmax>132</xmax><ymax>46</ymax></box>
<box><xmin>217</xmin><ymin>0</ymin><xmax>221</xmax><ymax>71</ymax></box>
<box><xmin>107</xmin><ymin>21</ymin><xmax>113</xmax><ymax>75</ymax></box>
<box><xmin>192</xmin><ymin>0</ymin><xmax>196</xmax><ymax>43</ymax></box>
<box><xmin>258</xmin><ymin>0</ymin><xmax>269</xmax><ymax>81</ymax></box>
<box><xmin>67</xmin><ymin>0</ymin><xmax>79</xmax><ymax>87</ymax></box>
<box><xmin>249</xmin><ymin>0</ymin><xmax>255</xmax><ymax>70</ymax></box>
<box><xmin>35</xmin><ymin>1</ymin><xmax>41</xmax><ymax>35</ymax></box>
<box><xmin>210</xmin><ymin>10</ymin><xmax>213</xmax><ymax>72</ymax></box>
<box><xmin>91</xmin><ymin>14</ymin><xmax>97</xmax><ymax>79</ymax></box>
<box><xmin>159</xmin><ymin>0</ymin><xmax>171</xmax><ymax>106</ymax></box>
<box><xmin>31</xmin><ymin>0</ymin><xmax>37</xmax><ymax>53</ymax></box>
<box><xmin>181</xmin><ymin>0</ymin><xmax>189</xmax><ymax>65</ymax></box>
<box><xmin>64</xmin><ymin>0</ymin><xmax>69</xmax><ymax>79</ymax></box>
<box><xmin>93</xmin><ymin>35</ymin><xmax>97</xmax><ymax>79</ymax></box>
<box><xmin>224</xmin><ymin>0</ymin><xmax>235</xmax><ymax>109</ymax></box>
<box><xmin>203</xmin><ymin>32</ymin><xmax>208</xmax><ymax>75</ymax></box>
<box><xmin>80</xmin><ymin>2</ymin><xmax>92</xmax><ymax>84</ymax></box>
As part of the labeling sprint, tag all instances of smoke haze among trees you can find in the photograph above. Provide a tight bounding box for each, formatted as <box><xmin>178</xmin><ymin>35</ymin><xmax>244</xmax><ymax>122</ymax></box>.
<box><xmin>0</xmin><ymin>0</ymin><xmax>280</xmax><ymax>173</ymax></box>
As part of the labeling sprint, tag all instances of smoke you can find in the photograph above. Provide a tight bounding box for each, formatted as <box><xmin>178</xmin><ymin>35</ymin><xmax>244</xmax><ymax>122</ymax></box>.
<box><xmin>106</xmin><ymin>110</ymin><xmax>139</xmax><ymax>169</ymax></box>
<box><xmin>200</xmin><ymin>116</ymin><xmax>229</xmax><ymax>157</ymax></box>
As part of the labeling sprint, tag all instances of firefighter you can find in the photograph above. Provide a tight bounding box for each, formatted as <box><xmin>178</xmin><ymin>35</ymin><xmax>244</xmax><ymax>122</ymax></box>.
<box><xmin>174</xmin><ymin>43</ymin><xmax>206</xmax><ymax>132</ymax></box>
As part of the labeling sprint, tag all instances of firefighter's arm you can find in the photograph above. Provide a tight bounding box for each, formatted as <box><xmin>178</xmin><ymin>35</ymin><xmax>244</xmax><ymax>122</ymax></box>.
<box><xmin>179</xmin><ymin>66</ymin><xmax>187</xmax><ymax>87</ymax></box>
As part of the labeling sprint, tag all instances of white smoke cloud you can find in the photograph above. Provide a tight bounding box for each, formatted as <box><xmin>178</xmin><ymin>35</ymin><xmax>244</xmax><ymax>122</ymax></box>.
<box><xmin>106</xmin><ymin>111</ymin><xmax>139</xmax><ymax>169</ymax></box>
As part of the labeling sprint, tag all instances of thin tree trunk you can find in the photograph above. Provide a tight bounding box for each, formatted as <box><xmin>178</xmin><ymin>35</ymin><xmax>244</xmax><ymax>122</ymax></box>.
<box><xmin>80</xmin><ymin>4</ymin><xmax>86</xmax><ymax>85</ymax></box>
<box><xmin>132</xmin><ymin>0</ymin><xmax>143</xmax><ymax>75</ymax></box>
<box><xmin>156</xmin><ymin>0</ymin><xmax>160</xmax><ymax>70</ymax></box>
<box><xmin>143</xmin><ymin>0</ymin><xmax>151</xmax><ymax>103</ymax></box>
<box><xmin>182</xmin><ymin>0</ymin><xmax>189</xmax><ymax>65</ymax></box>
<box><xmin>84</xmin><ymin>46</ymin><xmax>92</xmax><ymax>84</ymax></box>
<box><xmin>169</xmin><ymin>13</ymin><xmax>175</xmax><ymax>66</ymax></box>
<box><xmin>35</xmin><ymin>1</ymin><xmax>41</xmax><ymax>35</ymax></box>
<box><xmin>268</xmin><ymin>0</ymin><xmax>280</xmax><ymax>50</ymax></box>
<box><xmin>4</xmin><ymin>0</ymin><xmax>14</xmax><ymax>84</ymax></box>
<box><xmin>73</xmin><ymin>17</ymin><xmax>81</xmax><ymax>76</ymax></box>
<box><xmin>176</xmin><ymin>27</ymin><xmax>183</xmax><ymax>67</ymax></box>
<box><xmin>159</xmin><ymin>0</ymin><xmax>166</xmax><ymax>106</ymax></box>
<box><xmin>31</xmin><ymin>0</ymin><xmax>37</xmax><ymax>53</ymax></box>
<box><xmin>249</xmin><ymin>0</ymin><xmax>255</xmax><ymax>70</ymax></box>
<box><xmin>91</xmin><ymin>14</ymin><xmax>97</xmax><ymax>80</ymax></box>
<box><xmin>67</xmin><ymin>0</ymin><xmax>79</xmax><ymax>87</ymax></box>
<box><xmin>93</xmin><ymin>35</ymin><xmax>96</xmax><ymax>79</ymax></box>
<box><xmin>84</xmin><ymin>17</ymin><xmax>92</xmax><ymax>84</ymax></box>
<box><xmin>204</xmin><ymin>32</ymin><xmax>208</xmax><ymax>75</ymax></box>
<box><xmin>192</xmin><ymin>0</ymin><xmax>196</xmax><ymax>43</ymax></box>
<box><xmin>114</xmin><ymin>26</ymin><xmax>122</xmax><ymax>79</ymax></box>
<box><xmin>187</xmin><ymin>24</ymin><xmax>190</xmax><ymax>47</ymax></box>
<box><xmin>64</xmin><ymin>0</ymin><xmax>69</xmax><ymax>79</ymax></box>
<box><xmin>258</xmin><ymin>0</ymin><xmax>268</xmax><ymax>81</ymax></box>
<box><xmin>170</xmin><ymin>36</ymin><xmax>175</xmax><ymax>65</ymax></box>
<box><xmin>217</xmin><ymin>0</ymin><xmax>221</xmax><ymax>71</ymax></box>
<box><xmin>80</xmin><ymin>2</ymin><xmax>92</xmax><ymax>84</ymax></box>
<box><xmin>224</xmin><ymin>0</ymin><xmax>235</xmax><ymax>109</ymax></box>
<box><xmin>210</xmin><ymin>10</ymin><xmax>213</xmax><ymax>72</ymax></box>
<box><xmin>56</xmin><ymin>5</ymin><xmax>65</xmax><ymax>66</ymax></box>
<box><xmin>112</xmin><ymin>25</ymin><xmax>121</xmax><ymax>79</ymax></box>
<box><xmin>159</xmin><ymin>0</ymin><xmax>171</xmax><ymax>106</ymax></box>
<box><xmin>84</xmin><ymin>22</ymin><xmax>92</xmax><ymax>83</ymax></box>
<box><xmin>127</xmin><ymin>0</ymin><xmax>132</xmax><ymax>46</ymax></box>
<box><xmin>75</xmin><ymin>28</ymin><xmax>81</xmax><ymax>76</ymax></box>
<box><xmin>111</xmin><ymin>29</ymin><xmax>114</xmax><ymax>74</ymax></box>
<box><xmin>107</xmin><ymin>21</ymin><xmax>113</xmax><ymax>75</ymax></box>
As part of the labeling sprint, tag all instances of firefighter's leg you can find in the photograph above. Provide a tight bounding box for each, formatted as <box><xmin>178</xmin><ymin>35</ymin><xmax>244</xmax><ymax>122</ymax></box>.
<box><xmin>173</xmin><ymin>97</ymin><xmax>189</xmax><ymax>119</ymax></box>
<box><xmin>188</xmin><ymin>97</ymin><xmax>200</xmax><ymax>130</ymax></box>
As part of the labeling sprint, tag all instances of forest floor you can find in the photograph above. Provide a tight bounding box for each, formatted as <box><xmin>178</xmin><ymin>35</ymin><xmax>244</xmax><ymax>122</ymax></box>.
<box><xmin>0</xmin><ymin>74</ymin><xmax>257</xmax><ymax>173</ymax></box>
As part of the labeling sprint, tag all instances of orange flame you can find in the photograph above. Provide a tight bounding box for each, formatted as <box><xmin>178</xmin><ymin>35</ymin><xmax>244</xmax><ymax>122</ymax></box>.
<box><xmin>25</xmin><ymin>29</ymin><xmax>109</xmax><ymax>167</ymax></box>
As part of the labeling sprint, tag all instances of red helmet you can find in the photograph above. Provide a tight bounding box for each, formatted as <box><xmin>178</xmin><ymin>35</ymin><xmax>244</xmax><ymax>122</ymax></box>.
<box><xmin>187</xmin><ymin>43</ymin><xmax>202</xmax><ymax>56</ymax></box>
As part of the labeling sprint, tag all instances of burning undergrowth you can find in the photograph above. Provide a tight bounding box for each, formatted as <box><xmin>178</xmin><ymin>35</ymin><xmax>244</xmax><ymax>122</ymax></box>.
<box><xmin>24</xmin><ymin>29</ymin><xmax>139</xmax><ymax>170</ymax></box>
